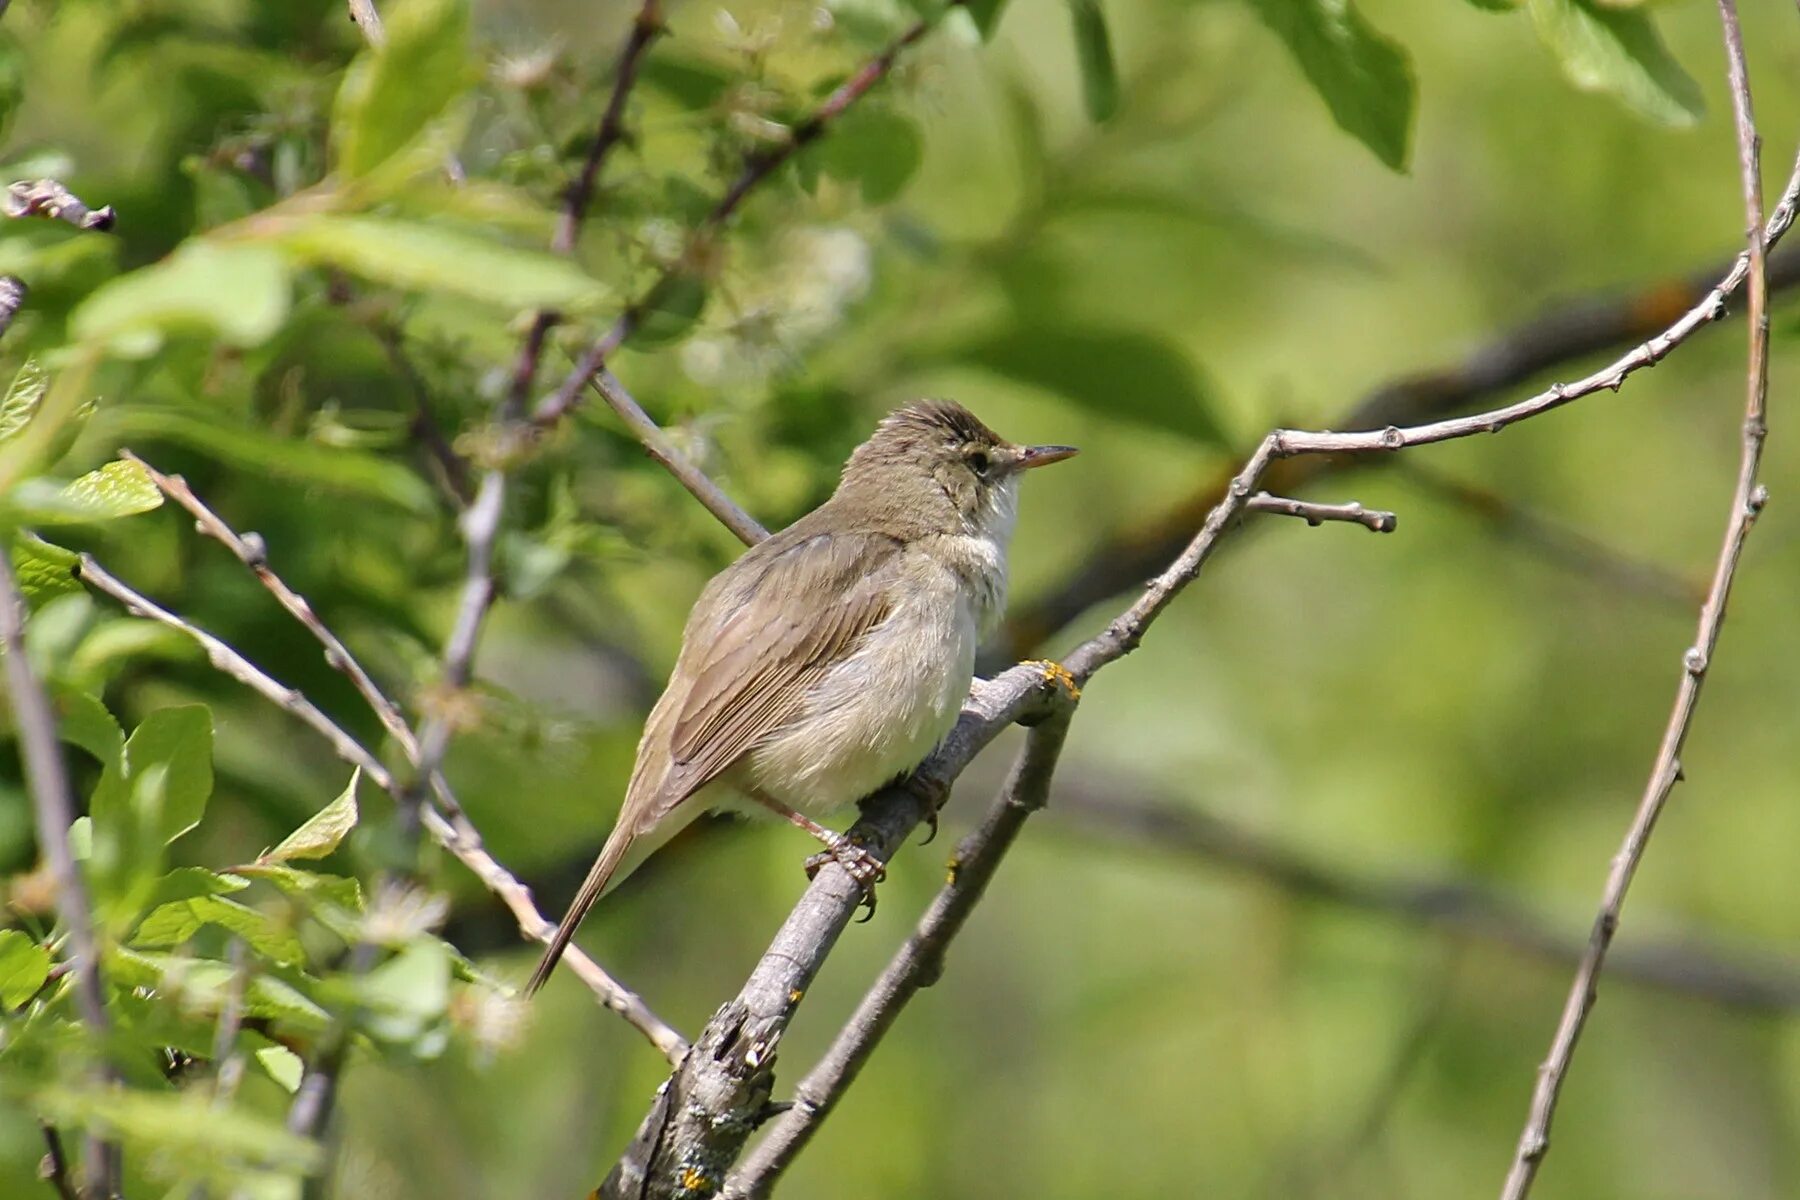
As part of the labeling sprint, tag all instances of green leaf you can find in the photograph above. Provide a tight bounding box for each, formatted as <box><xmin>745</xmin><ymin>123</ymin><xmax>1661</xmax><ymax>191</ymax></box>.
<box><xmin>1460</xmin><ymin>0</ymin><xmax>1519</xmax><ymax>10</ymax></box>
<box><xmin>68</xmin><ymin>815</ymin><xmax>91</xmax><ymax>861</ymax></box>
<box><xmin>254</xmin><ymin>1044</ymin><xmax>303</xmax><ymax>1094</ymax></box>
<box><xmin>54</xmin><ymin>688</ymin><xmax>123</xmax><ymax>765</ymax></box>
<box><xmin>1526</xmin><ymin>0</ymin><xmax>1701</xmax><ymax>127</ymax></box>
<box><xmin>270</xmin><ymin>215</ymin><xmax>608</xmax><ymax>312</ymax></box>
<box><xmin>639</xmin><ymin>53</ymin><xmax>736</xmax><ymax>110</ymax></box>
<box><xmin>13</xmin><ymin>534</ymin><xmax>81</xmax><ymax>604</ymax></box>
<box><xmin>0</xmin><ymin>358</ymin><xmax>47</xmax><ymax>442</ymax></box>
<box><xmin>1247</xmin><ymin>0</ymin><xmax>1416</xmax><ymax>171</ymax></box>
<box><xmin>138</xmin><ymin>867</ymin><xmax>249</xmax><ymax>912</ymax></box>
<box><xmin>261</xmin><ymin>769</ymin><xmax>360</xmax><ymax>864</ymax></box>
<box><xmin>134</xmin><ymin>896</ymin><xmax>305</xmax><ymax>966</ymax></box>
<box><xmin>630</xmin><ymin>271</ymin><xmax>709</xmax><ymax>346</ymax></box>
<box><xmin>359</xmin><ymin>938</ymin><xmax>451</xmax><ymax>1045</ymax></box>
<box><xmin>9</xmin><ymin>460</ymin><xmax>163</xmax><ymax>525</ymax></box>
<box><xmin>106</xmin><ymin>410</ymin><xmax>436</xmax><ymax>515</ymax></box>
<box><xmin>940</xmin><ymin>324</ymin><xmax>1227</xmax><ymax>446</ymax></box>
<box><xmin>71</xmin><ymin>241</ymin><xmax>291</xmax><ymax>356</ymax></box>
<box><xmin>1067</xmin><ymin>0</ymin><xmax>1119</xmax><ymax>122</ymax></box>
<box><xmin>333</xmin><ymin>0</ymin><xmax>472</xmax><ymax>179</ymax></box>
<box><xmin>0</xmin><ymin>930</ymin><xmax>50</xmax><ymax>1008</ymax></box>
<box><xmin>814</xmin><ymin>105</ymin><xmax>924</xmax><ymax>204</ymax></box>
<box><xmin>37</xmin><ymin>1087</ymin><xmax>322</xmax><ymax>1173</ymax></box>
<box><xmin>965</xmin><ymin>0</ymin><xmax>1012</xmax><ymax>38</ymax></box>
<box><xmin>234</xmin><ymin>864</ymin><xmax>364</xmax><ymax>914</ymax></box>
<box><xmin>111</xmin><ymin>948</ymin><xmax>331</xmax><ymax>1031</ymax></box>
<box><xmin>122</xmin><ymin>706</ymin><xmax>214</xmax><ymax>847</ymax></box>
<box><xmin>90</xmin><ymin>706</ymin><xmax>214</xmax><ymax>914</ymax></box>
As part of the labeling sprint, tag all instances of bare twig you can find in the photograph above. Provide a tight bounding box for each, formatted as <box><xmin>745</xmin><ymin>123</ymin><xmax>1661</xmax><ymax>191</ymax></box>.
<box><xmin>1497</xmin><ymin>9</ymin><xmax>1773</xmax><ymax>1197</ymax></box>
<box><xmin>592</xmin><ymin>368</ymin><xmax>768</xmax><ymax>545</ymax></box>
<box><xmin>4</xmin><ymin>180</ymin><xmax>115</xmax><ymax>231</ymax></box>
<box><xmin>998</xmin><ymin>216</ymin><xmax>1800</xmax><ymax>660</ymax></box>
<box><xmin>559</xmin><ymin>0</ymin><xmax>664</xmax><ymax>257</ymax></box>
<box><xmin>74</xmin><ymin>553</ymin><xmax>688</xmax><ymax>1061</ymax></box>
<box><xmin>600</xmin><ymin>136</ymin><xmax>1800</xmax><ymax>1197</ymax></box>
<box><xmin>346</xmin><ymin>0</ymin><xmax>385</xmax><ymax>48</ymax></box>
<box><xmin>1245</xmin><ymin>491</ymin><xmax>1396</xmax><ymax>532</ymax></box>
<box><xmin>725</xmin><ymin>712</ymin><xmax>1073</xmax><ymax>1197</ymax></box>
<box><xmin>0</xmin><ymin>560</ymin><xmax>119</xmax><ymax>1199</ymax></box>
<box><xmin>37</xmin><ymin>1124</ymin><xmax>80</xmax><ymax>1200</ymax></box>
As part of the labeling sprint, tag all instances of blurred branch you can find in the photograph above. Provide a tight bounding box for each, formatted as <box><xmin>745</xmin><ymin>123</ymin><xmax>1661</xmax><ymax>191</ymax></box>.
<box><xmin>559</xmin><ymin>0</ymin><xmax>663</xmax><ymax>258</ymax></box>
<box><xmin>998</xmin><ymin>200</ymin><xmax>1800</xmax><ymax>661</ymax></box>
<box><xmin>725</xmin><ymin>713</ymin><xmax>1073</xmax><ymax>1197</ymax></box>
<box><xmin>1052</xmin><ymin>785</ymin><xmax>1800</xmax><ymax>1011</ymax></box>
<box><xmin>3</xmin><ymin>179</ymin><xmax>115</xmax><ymax>231</ymax></box>
<box><xmin>534</xmin><ymin>1</ymin><xmax>968</xmax><ymax>428</ymax></box>
<box><xmin>1397</xmin><ymin>462</ymin><xmax>1701</xmax><ymax>609</ymax></box>
<box><xmin>1245</xmin><ymin>492</ymin><xmax>1396</xmax><ymax>533</ymax></box>
<box><xmin>1500</xmin><ymin>13</ymin><xmax>1776</xmax><ymax>1199</ymax></box>
<box><xmin>75</xmin><ymin>551</ymin><xmax>689</xmax><ymax>1062</ymax></box>
<box><xmin>346</xmin><ymin>0</ymin><xmax>384</xmax><ymax>49</ymax></box>
<box><xmin>598</xmin><ymin>135</ymin><xmax>1800</xmax><ymax>1195</ymax></box>
<box><xmin>0</xmin><ymin>559</ymin><xmax>120</xmax><ymax>1200</ymax></box>
<box><xmin>37</xmin><ymin>1124</ymin><xmax>79</xmax><ymax>1200</ymax></box>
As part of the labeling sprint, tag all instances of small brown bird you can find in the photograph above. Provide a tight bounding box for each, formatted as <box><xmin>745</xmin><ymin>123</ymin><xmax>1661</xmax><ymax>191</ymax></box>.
<box><xmin>526</xmin><ymin>400</ymin><xmax>1075</xmax><ymax>994</ymax></box>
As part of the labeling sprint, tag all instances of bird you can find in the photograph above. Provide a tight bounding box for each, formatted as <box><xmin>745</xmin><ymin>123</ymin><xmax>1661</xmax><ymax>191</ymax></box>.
<box><xmin>525</xmin><ymin>400</ymin><xmax>1076</xmax><ymax>994</ymax></box>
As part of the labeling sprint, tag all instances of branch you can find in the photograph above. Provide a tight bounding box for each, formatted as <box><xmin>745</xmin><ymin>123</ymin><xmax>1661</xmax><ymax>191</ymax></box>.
<box><xmin>998</xmin><ymin>188</ymin><xmax>1800</xmax><ymax>660</ymax></box>
<box><xmin>0</xmin><ymin>559</ymin><xmax>120</xmax><ymax>1199</ymax></box>
<box><xmin>599</xmin><ymin>136</ymin><xmax>1800</xmax><ymax>1195</ymax></box>
<box><xmin>1498</xmin><ymin>9</ymin><xmax>1773</xmax><ymax>1197</ymax></box>
<box><xmin>533</xmin><ymin>2</ymin><xmax>966</xmax><ymax>428</ymax></box>
<box><xmin>346</xmin><ymin>0</ymin><xmax>384</xmax><ymax>49</ymax></box>
<box><xmin>1051</xmin><ymin>785</ymin><xmax>1800</xmax><ymax>1011</ymax></box>
<box><xmin>37</xmin><ymin>1124</ymin><xmax>80</xmax><ymax>1200</ymax></box>
<box><xmin>0</xmin><ymin>275</ymin><xmax>25</xmax><ymax>341</ymax></box>
<box><xmin>1245</xmin><ymin>491</ymin><xmax>1396</xmax><ymax>532</ymax></box>
<box><xmin>3</xmin><ymin>179</ymin><xmax>116</xmax><ymax>231</ymax></box>
<box><xmin>725</xmin><ymin>712</ymin><xmax>1073</xmax><ymax>1197</ymax></box>
<box><xmin>74</xmin><ymin>553</ymin><xmax>688</xmax><ymax>1062</ymax></box>
<box><xmin>558</xmin><ymin>0</ymin><xmax>663</xmax><ymax>258</ymax></box>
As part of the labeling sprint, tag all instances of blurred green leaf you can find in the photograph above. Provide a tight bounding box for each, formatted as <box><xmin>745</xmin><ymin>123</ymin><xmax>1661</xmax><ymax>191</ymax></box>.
<box><xmin>260</xmin><ymin>769</ymin><xmax>360</xmax><ymax>864</ymax></box>
<box><xmin>113</xmin><ymin>948</ymin><xmax>331</xmax><ymax>1032</ymax></box>
<box><xmin>254</xmin><ymin>1044</ymin><xmax>303</xmax><ymax>1093</ymax></box>
<box><xmin>360</xmin><ymin>938</ymin><xmax>452</xmax><ymax>1047</ymax></box>
<box><xmin>37</xmin><ymin>1086</ymin><xmax>322</xmax><ymax>1173</ymax></box>
<box><xmin>108</xmin><ymin>410</ymin><xmax>436</xmax><ymax>515</ymax></box>
<box><xmin>0</xmin><ymin>930</ymin><xmax>50</xmax><ymax>1008</ymax></box>
<box><xmin>814</xmin><ymin>104</ymin><xmax>924</xmax><ymax>204</ymax></box>
<box><xmin>53</xmin><ymin>688</ymin><xmax>123</xmax><ymax>765</ymax></box>
<box><xmin>71</xmin><ymin>241</ymin><xmax>291</xmax><ymax>356</ymax></box>
<box><xmin>271</xmin><ymin>215</ymin><xmax>608</xmax><ymax>312</ymax></box>
<box><xmin>332</xmin><ymin>0</ymin><xmax>472</xmax><ymax>179</ymax></box>
<box><xmin>639</xmin><ymin>52</ymin><xmax>735</xmax><ymax>110</ymax></box>
<box><xmin>938</xmin><ymin>324</ymin><xmax>1228</xmax><ymax>446</ymax></box>
<box><xmin>631</xmin><ymin>271</ymin><xmax>709</xmax><ymax>346</ymax></box>
<box><xmin>1246</xmin><ymin>0</ymin><xmax>1415</xmax><ymax>171</ymax></box>
<box><xmin>91</xmin><ymin>706</ymin><xmax>214</xmax><ymax>914</ymax></box>
<box><xmin>9</xmin><ymin>459</ymin><xmax>163</xmax><ymax>525</ymax></box>
<box><xmin>1526</xmin><ymin>0</ymin><xmax>1702</xmax><ymax>127</ymax></box>
<box><xmin>0</xmin><ymin>358</ymin><xmax>47</xmax><ymax>442</ymax></box>
<box><xmin>138</xmin><ymin>867</ymin><xmax>250</xmax><ymax>912</ymax></box>
<box><xmin>13</xmin><ymin>533</ymin><xmax>81</xmax><ymax>603</ymax></box>
<box><xmin>1460</xmin><ymin>0</ymin><xmax>1520</xmax><ymax>10</ymax></box>
<box><xmin>1067</xmin><ymin>0</ymin><xmax>1120</xmax><ymax>122</ymax></box>
<box><xmin>134</xmin><ymin>896</ymin><xmax>305</xmax><ymax>966</ymax></box>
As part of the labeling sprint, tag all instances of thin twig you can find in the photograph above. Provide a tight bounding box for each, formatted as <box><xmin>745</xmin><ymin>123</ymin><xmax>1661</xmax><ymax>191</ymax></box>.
<box><xmin>725</xmin><ymin>713</ymin><xmax>1072</xmax><ymax>1197</ymax></box>
<box><xmin>600</xmin><ymin>136</ymin><xmax>1800</xmax><ymax>1197</ymax></box>
<box><xmin>346</xmin><ymin>0</ymin><xmax>385</xmax><ymax>48</ymax></box>
<box><xmin>1497</xmin><ymin>8</ymin><xmax>1772</xmax><ymax>1197</ymax></box>
<box><xmin>74</xmin><ymin>553</ymin><xmax>688</xmax><ymax>1061</ymax></box>
<box><xmin>3</xmin><ymin>180</ymin><xmax>115</xmax><ymax>231</ymax></box>
<box><xmin>0</xmin><ymin>559</ymin><xmax>119</xmax><ymax>1199</ymax></box>
<box><xmin>1245</xmin><ymin>492</ymin><xmax>1396</xmax><ymax>532</ymax></box>
<box><xmin>998</xmin><ymin>198</ymin><xmax>1800</xmax><ymax>660</ymax></box>
<box><xmin>559</xmin><ymin>0</ymin><xmax>663</xmax><ymax>257</ymax></box>
<box><xmin>37</xmin><ymin>1124</ymin><xmax>80</xmax><ymax>1200</ymax></box>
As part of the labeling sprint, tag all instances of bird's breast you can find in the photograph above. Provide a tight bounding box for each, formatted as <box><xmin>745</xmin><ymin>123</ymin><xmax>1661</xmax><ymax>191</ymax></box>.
<box><xmin>742</xmin><ymin>543</ymin><xmax>994</xmax><ymax>815</ymax></box>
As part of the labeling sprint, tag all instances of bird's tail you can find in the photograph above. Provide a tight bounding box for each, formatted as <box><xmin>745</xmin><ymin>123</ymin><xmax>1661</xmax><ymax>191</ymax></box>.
<box><xmin>525</xmin><ymin>821</ymin><xmax>637</xmax><ymax>996</ymax></box>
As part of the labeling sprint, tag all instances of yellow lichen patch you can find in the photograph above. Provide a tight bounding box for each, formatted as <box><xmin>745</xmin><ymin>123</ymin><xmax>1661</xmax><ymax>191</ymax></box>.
<box><xmin>945</xmin><ymin>856</ymin><xmax>962</xmax><ymax>885</ymax></box>
<box><xmin>679</xmin><ymin>1167</ymin><xmax>711</xmax><ymax>1192</ymax></box>
<box><xmin>788</xmin><ymin>988</ymin><xmax>805</xmax><ymax>1004</ymax></box>
<box><xmin>1026</xmin><ymin>658</ymin><xmax>1081</xmax><ymax>701</ymax></box>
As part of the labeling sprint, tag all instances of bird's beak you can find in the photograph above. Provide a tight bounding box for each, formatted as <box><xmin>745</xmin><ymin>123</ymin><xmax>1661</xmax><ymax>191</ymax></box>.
<box><xmin>1014</xmin><ymin>444</ymin><xmax>1079</xmax><ymax>470</ymax></box>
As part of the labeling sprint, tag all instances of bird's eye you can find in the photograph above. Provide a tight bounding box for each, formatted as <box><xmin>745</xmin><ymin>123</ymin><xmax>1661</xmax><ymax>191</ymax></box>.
<box><xmin>968</xmin><ymin>450</ymin><xmax>990</xmax><ymax>477</ymax></box>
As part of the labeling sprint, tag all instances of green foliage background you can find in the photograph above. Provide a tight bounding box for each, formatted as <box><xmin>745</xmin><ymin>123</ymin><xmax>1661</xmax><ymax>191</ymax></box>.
<box><xmin>1</xmin><ymin>0</ymin><xmax>1798</xmax><ymax>1196</ymax></box>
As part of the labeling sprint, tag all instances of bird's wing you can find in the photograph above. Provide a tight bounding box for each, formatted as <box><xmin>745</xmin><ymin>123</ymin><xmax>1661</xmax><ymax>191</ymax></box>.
<box><xmin>659</xmin><ymin>527</ymin><xmax>903</xmax><ymax>805</ymax></box>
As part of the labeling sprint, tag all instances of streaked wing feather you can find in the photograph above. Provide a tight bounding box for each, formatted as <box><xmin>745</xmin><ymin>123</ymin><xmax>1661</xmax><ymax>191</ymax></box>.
<box><xmin>665</xmin><ymin>530</ymin><xmax>900</xmax><ymax>797</ymax></box>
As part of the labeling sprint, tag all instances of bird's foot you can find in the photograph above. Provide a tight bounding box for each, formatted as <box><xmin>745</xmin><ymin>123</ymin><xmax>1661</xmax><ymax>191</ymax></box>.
<box><xmin>804</xmin><ymin>833</ymin><xmax>887</xmax><ymax>920</ymax></box>
<box><xmin>911</xmin><ymin>774</ymin><xmax>951</xmax><ymax>845</ymax></box>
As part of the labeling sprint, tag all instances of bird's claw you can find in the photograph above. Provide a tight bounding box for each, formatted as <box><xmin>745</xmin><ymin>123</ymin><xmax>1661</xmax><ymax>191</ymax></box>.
<box><xmin>804</xmin><ymin>835</ymin><xmax>887</xmax><ymax>920</ymax></box>
<box><xmin>910</xmin><ymin>775</ymin><xmax>950</xmax><ymax>846</ymax></box>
